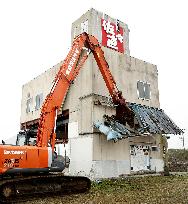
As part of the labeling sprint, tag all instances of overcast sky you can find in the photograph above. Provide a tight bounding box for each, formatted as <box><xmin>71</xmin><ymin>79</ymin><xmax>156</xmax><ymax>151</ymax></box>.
<box><xmin>0</xmin><ymin>0</ymin><xmax>187</xmax><ymax>148</ymax></box>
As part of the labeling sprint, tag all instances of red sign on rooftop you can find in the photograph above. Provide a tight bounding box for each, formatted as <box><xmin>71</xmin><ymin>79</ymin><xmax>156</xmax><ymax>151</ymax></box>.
<box><xmin>101</xmin><ymin>19</ymin><xmax>124</xmax><ymax>53</ymax></box>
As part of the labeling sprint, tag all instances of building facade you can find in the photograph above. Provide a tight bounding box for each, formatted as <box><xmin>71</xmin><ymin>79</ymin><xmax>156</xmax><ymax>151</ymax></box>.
<box><xmin>20</xmin><ymin>9</ymin><xmax>180</xmax><ymax>178</ymax></box>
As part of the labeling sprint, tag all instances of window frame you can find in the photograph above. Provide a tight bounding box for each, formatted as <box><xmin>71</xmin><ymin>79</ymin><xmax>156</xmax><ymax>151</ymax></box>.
<box><xmin>35</xmin><ymin>93</ymin><xmax>43</xmax><ymax>111</ymax></box>
<box><xmin>137</xmin><ymin>80</ymin><xmax>151</xmax><ymax>100</ymax></box>
<box><xmin>26</xmin><ymin>96</ymin><xmax>32</xmax><ymax>113</ymax></box>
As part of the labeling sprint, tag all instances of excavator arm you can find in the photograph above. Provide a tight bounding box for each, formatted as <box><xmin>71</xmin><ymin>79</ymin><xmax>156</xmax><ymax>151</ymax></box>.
<box><xmin>37</xmin><ymin>32</ymin><xmax>134</xmax><ymax>149</ymax></box>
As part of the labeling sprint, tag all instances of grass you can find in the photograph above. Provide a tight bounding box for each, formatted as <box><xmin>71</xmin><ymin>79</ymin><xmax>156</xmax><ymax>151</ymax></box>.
<box><xmin>168</xmin><ymin>149</ymin><xmax>188</xmax><ymax>163</ymax></box>
<box><xmin>23</xmin><ymin>174</ymin><xmax>188</xmax><ymax>204</ymax></box>
<box><xmin>168</xmin><ymin>149</ymin><xmax>188</xmax><ymax>172</ymax></box>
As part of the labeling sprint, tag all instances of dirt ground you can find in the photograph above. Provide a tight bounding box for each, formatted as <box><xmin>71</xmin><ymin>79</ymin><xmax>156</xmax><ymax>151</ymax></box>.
<box><xmin>21</xmin><ymin>174</ymin><xmax>188</xmax><ymax>204</ymax></box>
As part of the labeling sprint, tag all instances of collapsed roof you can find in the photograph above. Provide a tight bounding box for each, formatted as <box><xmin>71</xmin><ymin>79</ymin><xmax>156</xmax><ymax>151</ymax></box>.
<box><xmin>94</xmin><ymin>102</ymin><xmax>183</xmax><ymax>141</ymax></box>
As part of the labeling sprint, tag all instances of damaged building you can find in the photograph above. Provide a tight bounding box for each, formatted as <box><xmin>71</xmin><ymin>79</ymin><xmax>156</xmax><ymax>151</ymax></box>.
<box><xmin>20</xmin><ymin>8</ymin><xmax>182</xmax><ymax>178</ymax></box>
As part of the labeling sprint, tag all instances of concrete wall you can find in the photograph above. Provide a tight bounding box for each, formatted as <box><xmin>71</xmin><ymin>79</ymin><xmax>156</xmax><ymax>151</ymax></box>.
<box><xmin>20</xmin><ymin>62</ymin><xmax>62</xmax><ymax>124</ymax></box>
<box><xmin>21</xmin><ymin>53</ymin><xmax>159</xmax><ymax>124</ymax></box>
<box><xmin>20</xmin><ymin>8</ymin><xmax>163</xmax><ymax>178</ymax></box>
<box><xmin>68</xmin><ymin>122</ymin><xmax>93</xmax><ymax>176</ymax></box>
<box><xmin>92</xmin><ymin>48</ymin><xmax>159</xmax><ymax>108</ymax></box>
<box><xmin>129</xmin><ymin>134</ymin><xmax>165</xmax><ymax>172</ymax></box>
<box><xmin>71</xmin><ymin>8</ymin><xmax>130</xmax><ymax>55</ymax></box>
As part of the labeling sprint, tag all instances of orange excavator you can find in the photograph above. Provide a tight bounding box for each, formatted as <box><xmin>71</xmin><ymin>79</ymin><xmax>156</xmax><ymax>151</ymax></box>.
<box><xmin>0</xmin><ymin>33</ymin><xmax>134</xmax><ymax>203</ymax></box>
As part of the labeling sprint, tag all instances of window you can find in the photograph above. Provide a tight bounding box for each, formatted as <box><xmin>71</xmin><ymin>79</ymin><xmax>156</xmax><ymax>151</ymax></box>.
<box><xmin>81</xmin><ymin>20</ymin><xmax>88</xmax><ymax>33</ymax></box>
<box><xmin>55</xmin><ymin>110</ymin><xmax>69</xmax><ymax>144</ymax></box>
<box><xmin>137</xmin><ymin>81</ymin><xmax>151</xmax><ymax>100</ymax></box>
<box><xmin>137</xmin><ymin>81</ymin><xmax>145</xmax><ymax>99</ymax></box>
<box><xmin>35</xmin><ymin>93</ymin><xmax>43</xmax><ymax>110</ymax></box>
<box><xmin>151</xmin><ymin>146</ymin><xmax>158</xmax><ymax>151</ymax></box>
<box><xmin>26</xmin><ymin>96</ymin><xmax>32</xmax><ymax>113</ymax></box>
<box><xmin>144</xmin><ymin>83</ymin><xmax>150</xmax><ymax>100</ymax></box>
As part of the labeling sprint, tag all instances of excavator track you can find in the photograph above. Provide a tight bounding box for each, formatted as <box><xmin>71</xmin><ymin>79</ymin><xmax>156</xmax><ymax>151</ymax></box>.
<box><xmin>0</xmin><ymin>174</ymin><xmax>91</xmax><ymax>203</ymax></box>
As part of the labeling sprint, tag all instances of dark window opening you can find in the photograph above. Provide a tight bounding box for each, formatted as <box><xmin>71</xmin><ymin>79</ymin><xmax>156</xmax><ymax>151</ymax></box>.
<box><xmin>55</xmin><ymin>109</ymin><xmax>69</xmax><ymax>144</ymax></box>
<box><xmin>137</xmin><ymin>81</ymin><xmax>145</xmax><ymax>99</ymax></box>
<box><xmin>144</xmin><ymin>83</ymin><xmax>150</xmax><ymax>100</ymax></box>
<box><xmin>137</xmin><ymin>81</ymin><xmax>151</xmax><ymax>100</ymax></box>
<box><xmin>151</xmin><ymin>146</ymin><xmax>158</xmax><ymax>151</ymax></box>
<box><xmin>20</xmin><ymin>109</ymin><xmax>69</xmax><ymax>145</ymax></box>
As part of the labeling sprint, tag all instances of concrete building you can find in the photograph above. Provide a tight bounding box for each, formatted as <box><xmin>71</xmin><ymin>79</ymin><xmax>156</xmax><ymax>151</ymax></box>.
<box><xmin>20</xmin><ymin>8</ymin><xmax>181</xmax><ymax>178</ymax></box>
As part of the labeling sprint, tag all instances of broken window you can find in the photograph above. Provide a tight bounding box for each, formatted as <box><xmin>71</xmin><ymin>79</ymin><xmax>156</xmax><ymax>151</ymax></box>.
<box><xmin>137</xmin><ymin>81</ymin><xmax>151</xmax><ymax>100</ymax></box>
<box><xmin>35</xmin><ymin>93</ymin><xmax>43</xmax><ymax>110</ymax></box>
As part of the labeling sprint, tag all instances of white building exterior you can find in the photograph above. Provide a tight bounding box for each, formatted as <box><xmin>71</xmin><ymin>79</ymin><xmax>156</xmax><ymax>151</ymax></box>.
<box><xmin>20</xmin><ymin>8</ymin><xmax>170</xmax><ymax>179</ymax></box>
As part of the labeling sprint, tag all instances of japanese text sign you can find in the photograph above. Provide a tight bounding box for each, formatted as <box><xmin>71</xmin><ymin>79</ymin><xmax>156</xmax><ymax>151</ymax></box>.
<box><xmin>101</xmin><ymin>19</ymin><xmax>124</xmax><ymax>53</ymax></box>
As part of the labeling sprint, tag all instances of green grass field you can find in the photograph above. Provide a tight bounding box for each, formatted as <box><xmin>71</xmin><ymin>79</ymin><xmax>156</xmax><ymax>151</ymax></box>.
<box><xmin>168</xmin><ymin>149</ymin><xmax>188</xmax><ymax>172</ymax></box>
<box><xmin>23</xmin><ymin>174</ymin><xmax>188</xmax><ymax>204</ymax></box>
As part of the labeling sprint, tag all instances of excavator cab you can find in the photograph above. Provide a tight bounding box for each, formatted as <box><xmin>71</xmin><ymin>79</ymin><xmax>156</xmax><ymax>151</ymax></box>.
<box><xmin>16</xmin><ymin>129</ymin><xmax>37</xmax><ymax>146</ymax></box>
<box><xmin>16</xmin><ymin>129</ymin><xmax>70</xmax><ymax>170</ymax></box>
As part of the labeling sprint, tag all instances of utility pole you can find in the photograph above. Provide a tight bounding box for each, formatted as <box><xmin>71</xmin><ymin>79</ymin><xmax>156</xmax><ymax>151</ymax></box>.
<box><xmin>179</xmin><ymin>129</ymin><xmax>185</xmax><ymax>150</ymax></box>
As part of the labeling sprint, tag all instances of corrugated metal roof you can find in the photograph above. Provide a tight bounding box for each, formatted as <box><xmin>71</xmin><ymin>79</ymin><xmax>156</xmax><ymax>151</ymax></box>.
<box><xmin>128</xmin><ymin>103</ymin><xmax>183</xmax><ymax>135</ymax></box>
<box><xmin>94</xmin><ymin>103</ymin><xmax>183</xmax><ymax>141</ymax></box>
